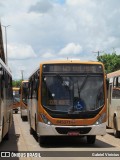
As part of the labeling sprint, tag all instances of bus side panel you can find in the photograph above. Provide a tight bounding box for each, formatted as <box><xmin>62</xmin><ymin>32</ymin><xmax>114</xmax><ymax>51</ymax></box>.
<box><xmin>107</xmin><ymin>84</ymin><xmax>112</xmax><ymax>128</ymax></box>
<box><xmin>110</xmin><ymin>99</ymin><xmax>120</xmax><ymax>130</ymax></box>
<box><xmin>0</xmin><ymin>87</ymin><xmax>9</xmax><ymax>140</ymax></box>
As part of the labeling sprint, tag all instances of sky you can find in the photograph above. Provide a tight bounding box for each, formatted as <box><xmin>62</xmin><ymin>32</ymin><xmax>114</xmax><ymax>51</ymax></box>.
<box><xmin>0</xmin><ymin>0</ymin><xmax>120</xmax><ymax>79</ymax></box>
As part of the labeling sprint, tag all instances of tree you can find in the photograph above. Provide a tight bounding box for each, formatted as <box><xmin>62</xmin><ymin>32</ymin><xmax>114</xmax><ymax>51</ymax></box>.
<box><xmin>12</xmin><ymin>80</ymin><xmax>22</xmax><ymax>87</ymax></box>
<box><xmin>97</xmin><ymin>53</ymin><xmax>120</xmax><ymax>73</ymax></box>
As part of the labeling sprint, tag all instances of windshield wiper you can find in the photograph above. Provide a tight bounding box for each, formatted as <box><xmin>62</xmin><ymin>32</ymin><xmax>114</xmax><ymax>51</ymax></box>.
<box><xmin>55</xmin><ymin>74</ymin><xmax>71</xmax><ymax>91</ymax></box>
<box><xmin>79</xmin><ymin>74</ymin><xmax>88</xmax><ymax>91</ymax></box>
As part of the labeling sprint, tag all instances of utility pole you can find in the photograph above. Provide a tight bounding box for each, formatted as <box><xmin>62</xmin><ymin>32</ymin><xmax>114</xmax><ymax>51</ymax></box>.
<box><xmin>2</xmin><ymin>25</ymin><xmax>10</xmax><ymax>65</ymax></box>
<box><xmin>93</xmin><ymin>51</ymin><xmax>103</xmax><ymax>59</ymax></box>
<box><xmin>21</xmin><ymin>70</ymin><xmax>24</xmax><ymax>81</ymax></box>
<box><xmin>112</xmin><ymin>47</ymin><xmax>116</xmax><ymax>54</ymax></box>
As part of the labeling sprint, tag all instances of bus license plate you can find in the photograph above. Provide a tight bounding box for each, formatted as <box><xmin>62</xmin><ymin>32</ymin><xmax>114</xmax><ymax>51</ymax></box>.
<box><xmin>68</xmin><ymin>132</ymin><xmax>80</xmax><ymax>136</ymax></box>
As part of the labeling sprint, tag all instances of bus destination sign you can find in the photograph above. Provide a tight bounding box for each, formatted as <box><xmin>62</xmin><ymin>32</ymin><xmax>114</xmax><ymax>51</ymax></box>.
<box><xmin>43</xmin><ymin>64</ymin><xmax>103</xmax><ymax>73</ymax></box>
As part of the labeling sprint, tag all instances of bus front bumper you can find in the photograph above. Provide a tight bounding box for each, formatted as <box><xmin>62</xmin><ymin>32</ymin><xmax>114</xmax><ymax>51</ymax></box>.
<box><xmin>37</xmin><ymin>122</ymin><xmax>106</xmax><ymax>136</ymax></box>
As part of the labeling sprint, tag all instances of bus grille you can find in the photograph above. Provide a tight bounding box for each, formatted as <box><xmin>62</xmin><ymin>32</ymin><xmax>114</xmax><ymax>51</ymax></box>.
<box><xmin>55</xmin><ymin>127</ymin><xmax>91</xmax><ymax>134</ymax></box>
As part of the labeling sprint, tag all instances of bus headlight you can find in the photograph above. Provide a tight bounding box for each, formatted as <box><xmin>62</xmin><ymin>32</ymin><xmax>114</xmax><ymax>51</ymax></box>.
<box><xmin>95</xmin><ymin>113</ymin><xmax>106</xmax><ymax>125</ymax></box>
<box><xmin>41</xmin><ymin>114</ymin><xmax>52</xmax><ymax>125</ymax></box>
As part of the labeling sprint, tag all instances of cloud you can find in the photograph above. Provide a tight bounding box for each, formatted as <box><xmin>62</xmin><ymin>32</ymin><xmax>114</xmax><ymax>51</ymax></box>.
<box><xmin>66</xmin><ymin>0</ymin><xmax>91</xmax><ymax>6</ymax></box>
<box><xmin>42</xmin><ymin>52</ymin><xmax>54</xmax><ymax>58</ymax></box>
<box><xmin>59</xmin><ymin>43</ymin><xmax>82</xmax><ymax>55</ymax></box>
<box><xmin>7</xmin><ymin>43</ymin><xmax>37</xmax><ymax>60</ymax></box>
<box><xmin>29</xmin><ymin>0</ymin><xmax>53</xmax><ymax>13</ymax></box>
<box><xmin>1</xmin><ymin>0</ymin><xmax>120</xmax><ymax>79</ymax></box>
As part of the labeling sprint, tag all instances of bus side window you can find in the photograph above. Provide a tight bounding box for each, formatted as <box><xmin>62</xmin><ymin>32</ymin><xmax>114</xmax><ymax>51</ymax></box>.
<box><xmin>31</xmin><ymin>80</ymin><xmax>33</xmax><ymax>99</ymax></box>
<box><xmin>112</xmin><ymin>88</ymin><xmax>120</xmax><ymax>99</ymax></box>
<box><xmin>28</xmin><ymin>82</ymin><xmax>30</xmax><ymax>99</ymax></box>
<box><xmin>1</xmin><ymin>69</ymin><xmax>4</xmax><ymax>99</ymax></box>
<box><xmin>35</xmin><ymin>73</ymin><xmax>39</xmax><ymax>100</ymax></box>
<box><xmin>112</xmin><ymin>76</ymin><xmax>120</xmax><ymax>99</ymax></box>
<box><xmin>36</xmin><ymin>74</ymin><xmax>39</xmax><ymax>99</ymax></box>
<box><xmin>32</xmin><ymin>76</ymin><xmax>35</xmax><ymax>98</ymax></box>
<box><xmin>109</xmin><ymin>84</ymin><xmax>112</xmax><ymax>104</ymax></box>
<box><xmin>32</xmin><ymin>72</ymin><xmax>39</xmax><ymax>100</ymax></box>
<box><xmin>32</xmin><ymin>75</ymin><xmax>37</xmax><ymax>99</ymax></box>
<box><xmin>5</xmin><ymin>72</ymin><xmax>8</xmax><ymax>88</ymax></box>
<box><xmin>116</xmin><ymin>76</ymin><xmax>118</xmax><ymax>87</ymax></box>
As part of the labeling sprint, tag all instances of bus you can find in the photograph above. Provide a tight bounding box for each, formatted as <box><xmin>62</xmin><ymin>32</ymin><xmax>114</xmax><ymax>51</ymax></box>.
<box><xmin>107</xmin><ymin>70</ymin><xmax>120</xmax><ymax>138</ymax></box>
<box><xmin>12</xmin><ymin>87</ymin><xmax>20</xmax><ymax>114</ymax></box>
<box><xmin>20</xmin><ymin>80</ymin><xmax>28</xmax><ymax>121</ymax></box>
<box><xmin>0</xmin><ymin>58</ymin><xmax>13</xmax><ymax>143</ymax></box>
<box><xmin>28</xmin><ymin>60</ymin><xmax>107</xmax><ymax>145</ymax></box>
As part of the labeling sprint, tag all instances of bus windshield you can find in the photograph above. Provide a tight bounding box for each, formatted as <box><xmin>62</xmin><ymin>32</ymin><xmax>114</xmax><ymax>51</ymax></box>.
<box><xmin>13</xmin><ymin>89</ymin><xmax>20</xmax><ymax>102</ymax></box>
<box><xmin>42</xmin><ymin>74</ymin><xmax>104</xmax><ymax>114</ymax></box>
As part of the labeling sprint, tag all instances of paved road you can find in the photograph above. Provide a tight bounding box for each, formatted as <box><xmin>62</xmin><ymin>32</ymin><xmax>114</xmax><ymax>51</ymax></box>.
<box><xmin>0</xmin><ymin>112</ymin><xmax>120</xmax><ymax>160</ymax></box>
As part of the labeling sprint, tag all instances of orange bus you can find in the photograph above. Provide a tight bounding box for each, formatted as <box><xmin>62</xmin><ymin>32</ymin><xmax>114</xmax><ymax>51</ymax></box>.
<box><xmin>20</xmin><ymin>80</ymin><xmax>28</xmax><ymax>121</ymax></box>
<box><xmin>0</xmin><ymin>58</ymin><xmax>13</xmax><ymax>143</ymax></box>
<box><xmin>28</xmin><ymin>60</ymin><xmax>107</xmax><ymax>145</ymax></box>
<box><xmin>107</xmin><ymin>70</ymin><xmax>120</xmax><ymax>138</ymax></box>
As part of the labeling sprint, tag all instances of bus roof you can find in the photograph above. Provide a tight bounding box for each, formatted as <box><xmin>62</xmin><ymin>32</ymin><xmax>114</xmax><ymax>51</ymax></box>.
<box><xmin>22</xmin><ymin>80</ymin><xmax>28</xmax><ymax>83</ymax></box>
<box><xmin>107</xmin><ymin>70</ymin><xmax>120</xmax><ymax>78</ymax></box>
<box><xmin>28</xmin><ymin>60</ymin><xmax>104</xmax><ymax>79</ymax></box>
<box><xmin>12</xmin><ymin>87</ymin><xmax>20</xmax><ymax>91</ymax></box>
<box><xmin>39</xmin><ymin>60</ymin><xmax>103</xmax><ymax>65</ymax></box>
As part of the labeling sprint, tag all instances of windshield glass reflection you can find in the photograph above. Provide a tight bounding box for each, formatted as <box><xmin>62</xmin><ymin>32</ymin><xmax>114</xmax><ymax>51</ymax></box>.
<box><xmin>42</xmin><ymin>74</ymin><xmax>104</xmax><ymax>113</ymax></box>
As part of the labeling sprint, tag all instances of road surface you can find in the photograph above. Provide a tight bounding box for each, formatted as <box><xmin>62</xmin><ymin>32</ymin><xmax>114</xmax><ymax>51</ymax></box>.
<box><xmin>0</xmin><ymin>112</ymin><xmax>120</xmax><ymax>160</ymax></box>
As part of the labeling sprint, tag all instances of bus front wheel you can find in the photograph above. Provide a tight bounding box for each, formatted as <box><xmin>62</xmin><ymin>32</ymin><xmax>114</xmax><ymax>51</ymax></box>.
<box><xmin>114</xmin><ymin>130</ymin><xmax>120</xmax><ymax>138</ymax></box>
<box><xmin>87</xmin><ymin>135</ymin><xmax>96</xmax><ymax>144</ymax></box>
<box><xmin>38</xmin><ymin>136</ymin><xmax>45</xmax><ymax>146</ymax></box>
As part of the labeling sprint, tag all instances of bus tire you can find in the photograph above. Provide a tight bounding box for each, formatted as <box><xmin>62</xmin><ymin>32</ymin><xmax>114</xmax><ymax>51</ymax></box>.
<box><xmin>38</xmin><ymin>136</ymin><xmax>45</xmax><ymax>146</ymax></box>
<box><xmin>22</xmin><ymin>116</ymin><xmax>27</xmax><ymax>121</ymax></box>
<box><xmin>4</xmin><ymin>131</ymin><xmax>9</xmax><ymax>140</ymax></box>
<box><xmin>4</xmin><ymin>115</ymin><xmax>10</xmax><ymax>140</ymax></box>
<box><xmin>30</xmin><ymin>127</ymin><xmax>34</xmax><ymax>135</ymax></box>
<box><xmin>15</xmin><ymin>110</ymin><xmax>18</xmax><ymax>114</ymax></box>
<box><xmin>113</xmin><ymin>117</ymin><xmax>120</xmax><ymax>138</ymax></box>
<box><xmin>114</xmin><ymin>130</ymin><xmax>120</xmax><ymax>138</ymax></box>
<box><xmin>87</xmin><ymin>135</ymin><xmax>96</xmax><ymax>144</ymax></box>
<box><xmin>35</xmin><ymin>114</ymin><xmax>37</xmax><ymax>133</ymax></box>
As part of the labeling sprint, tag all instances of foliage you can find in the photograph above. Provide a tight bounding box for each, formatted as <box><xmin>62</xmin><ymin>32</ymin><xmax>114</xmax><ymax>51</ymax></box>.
<box><xmin>97</xmin><ymin>53</ymin><xmax>120</xmax><ymax>73</ymax></box>
<box><xmin>12</xmin><ymin>80</ymin><xmax>22</xmax><ymax>87</ymax></box>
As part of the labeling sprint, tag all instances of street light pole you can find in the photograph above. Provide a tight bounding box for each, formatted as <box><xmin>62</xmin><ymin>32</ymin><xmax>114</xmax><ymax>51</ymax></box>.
<box><xmin>2</xmin><ymin>25</ymin><xmax>10</xmax><ymax>65</ymax></box>
<box><xmin>21</xmin><ymin>70</ymin><xmax>24</xmax><ymax>81</ymax></box>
